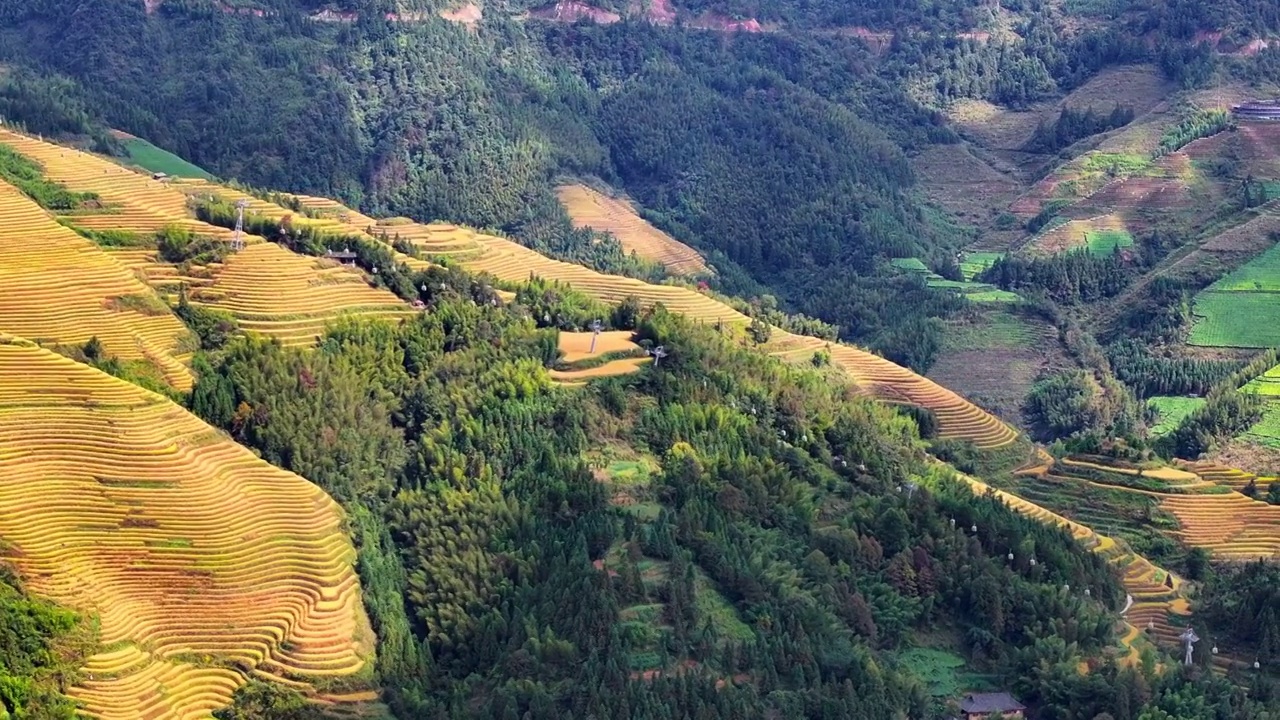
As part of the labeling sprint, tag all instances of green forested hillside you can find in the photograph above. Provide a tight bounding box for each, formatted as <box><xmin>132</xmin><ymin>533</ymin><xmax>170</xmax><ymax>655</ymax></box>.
<box><xmin>0</xmin><ymin>0</ymin><xmax>1192</xmax><ymax>372</ymax></box>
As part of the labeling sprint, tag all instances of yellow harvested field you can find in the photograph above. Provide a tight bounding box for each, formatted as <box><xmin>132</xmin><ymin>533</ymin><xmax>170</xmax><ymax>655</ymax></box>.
<box><xmin>186</xmin><ymin>243</ymin><xmax>417</xmax><ymax>347</ymax></box>
<box><xmin>1178</xmin><ymin>460</ymin><xmax>1276</xmax><ymax>492</ymax></box>
<box><xmin>1041</xmin><ymin>456</ymin><xmax>1280</xmax><ymax>561</ymax></box>
<box><xmin>282</xmin><ymin>193</ymin><xmax>1019</xmax><ymax>448</ymax></box>
<box><xmin>550</xmin><ymin>357</ymin><xmax>652</xmax><ymax>381</ymax></box>
<box><xmin>556</xmin><ymin>184</ymin><xmax>707</xmax><ymax>275</ymax></box>
<box><xmin>1162</xmin><ymin>493</ymin><xmax>1280</xmax><ymax>560</ymax></box>
<box><xmin>558</xmin><ymin>330</ymin><xmax>640</xmax><ymax>363</ymax></box>
<box><xmin>0</xmin><ymin>335</ymin><xmax>367</xmax><ymax>719</ymax></box>
<box><xmin>0</xmin><ymin>129</ymin><xmax>231</xmax><ymax>239</ymax></box>
<box><xmin>0</xmin><ymin>181</ymin><xmax>195</xmax><ymax>390</ymax></box>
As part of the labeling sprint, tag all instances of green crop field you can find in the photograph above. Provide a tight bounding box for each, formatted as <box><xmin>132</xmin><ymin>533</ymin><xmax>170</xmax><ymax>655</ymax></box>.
<box><xmin>1085</xmin><ymin>229</ymin><xmax>1134</xmax><ymax>255</ymax></box>
<box><xmin>943</xmin><ymin>312</ymin><xmax>1037</xmax><ymax>352</ymax></box>
<box><xmin>1189</xmin><ymin>242</ymin><xmax>1280</xmax><ymax>346</ymax></box>
<box><xmin>959</xmin><ymin>252</ymin><xmax>1004</xmax><ymax>280</ymax></box>
<box><xmin>892</xmin><ymin>257</ymin><xmax>1020</xmax><ymax>303</ymax></box>
<box><xmin>1208</xmin><ymin>243</ymin><xmax>1280</xmax><ymax>292</ymax></box>
<box><xmin>1189</xmin><ymin>292</ymin><xmax>1280</xmax><ymax>348</ymax></box>
<box><xmin>1243</xmin><ymin>402</ymin><xmax>1280</xmax><ymax>449</ymax></box>
<box><xmin>1147</xmin><ymin>396</ymin><xmax>1206</xmax><ymax>436</ymax></box>
<box><xmin>1244</xmin><ymin>365</ymin><xmax>1280</xmax><ymax>396</ymax></box>
<box><xmin>891</xmin><ymin>257</ymin><xmax>929</xmax><ymax>272</ymax></box>
<box><xmin>120</xmin><ymin>137</ymin><xmax>214</xmax><ymax>179</ymax></box>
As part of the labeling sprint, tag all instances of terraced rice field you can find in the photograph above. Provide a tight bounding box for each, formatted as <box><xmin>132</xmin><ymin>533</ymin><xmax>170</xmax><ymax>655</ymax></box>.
<box><xmin>184</xmin><ymin>243</ymin><xmax>417</xmax><ymax>347</ymax></box>
<box><xmin>1178</xmin><ymin>460</ymin><xmax>1277</xmax><ymax>492</ymax></box>
<box><xmin>289</xmin><ymin>188</ymin><xmax>1021</xmax><ymax>448</ymax></box>
<box><xmin>1161</xmin><ymin>492</ymin><xmax>1280</xmax><ymax>560</ymax></box>
<box><xmin>556</xmin><ymin>184</ymin><xmax>707</xmax><ymax>275</ymax></box>
<box><xmin>0</xmin><ymin>180</ymin><xmax>195</xmax><ymax>390</ymax></box>
<box><xmin>1044</xmin><ymin>457</ymin><xmax>1280</xmax><ymax>561</ymax></box>
<box><xmin>1243</xmin><ymin>365</ymin><xmax>1280</xmax><ymax>396</ymax></box>
<box><xmin>0</xmin><ymin>129</ymin><xmax>231</xmax><ymax>239</ymax></box>
<box><xmin>550</xmin><ymin>357</ymin><xmax>653</xmax><ymax>383</ymax></box>
<box><xmin>0</xmin><ymin>133</ymin><xmax>420</xmax><ymax>348</ymax></box>
<box><xmin>0</xmin><ymin>335</ymin><xmax>367</xmax><ymax>719</ymax></box>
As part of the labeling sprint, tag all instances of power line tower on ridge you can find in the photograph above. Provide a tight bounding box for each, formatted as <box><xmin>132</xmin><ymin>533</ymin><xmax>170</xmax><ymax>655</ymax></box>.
<box><xmin>231</xmin><ymin>199</ymin><xmax>250</xmax><ymax>253</ymax></box>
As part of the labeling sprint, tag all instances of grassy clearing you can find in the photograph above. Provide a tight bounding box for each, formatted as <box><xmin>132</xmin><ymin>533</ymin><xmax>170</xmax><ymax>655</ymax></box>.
<box><xmin>1081</xmin><ymin>152</ymin><xmax>1157</xmax><ymax>177</ymax></box>
<box><xmin>694</xmin><ymin>571</ymin><xmax>754</xmax><ymax>642</ymax></box>
<box><xmin>1085</xmin><ymin>228</ymin><xmax>1134</xmax><ymax>255</ymax></box>
<box><xmin>890</xmin><ymin>257</ymin><xmax>928</xmax><ymax>272</ymax></box>
<box><xmin>1189</xmin><ymin>292</ymin><xmax>1280</xmax><ymax>348</ymax></box>
<box><xmin>896</xmin><ymin>647</ymin><xmax>995</xmax><ymax>697</ymax></box>
<box><xmin>119</xmin><ymin>137</ymin><xmax>213</xmax><ymax>179</ymax></box>
<box><xmin>605</xmin><ymin>459</ymin><xmax>654</xmax><ymax>487</ymax></box>
<box><xmin>1148</xmin><ymin>396</ymin><xmax>1207</xmax><ymax>437</ymax></box>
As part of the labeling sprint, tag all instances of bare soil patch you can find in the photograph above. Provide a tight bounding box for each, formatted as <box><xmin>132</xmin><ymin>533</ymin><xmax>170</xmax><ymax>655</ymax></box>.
<box><xmin>910</xmin><ymin>144</ymin><xmax>1023</xmax><ymax>230</ymax></box>
<box><xmin>1212</xmin><ymin>441</ymin><xmax>1280</xmax><ymax>477</ymax></box>
<box><xmin>440</xmin><ymin>3</ymin><xmax>482</xmax><ymax>25</ymax></box>
<box><xmin>528</xmin><ymin>2</ymin><xmax>620</xmax><ymax>24</ymax></box>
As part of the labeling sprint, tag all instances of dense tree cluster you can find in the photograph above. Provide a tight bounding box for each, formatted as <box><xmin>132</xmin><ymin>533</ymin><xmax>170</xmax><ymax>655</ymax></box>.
<box><xmin>979</xmin><ymin>249</ymin><xmax>1131</xmax><ymax>305</ymax></box>
<box><xmin>1025</xmin><ymin>104</ymin><xmax>1136</xmax><ymax>154</ymax></box>
<box><xmin>1107</xmin><ymin>340</ymin><xmax>1246</xmax><ymax>399</ymax></box>
<box><xmin>177</xmin><ymin>285</ymin><xmax>1150</xmax><ymax>718</ymax></box>
<box><xmin>0</xmin><ymin>568</ymin><xmax>86</xmax><ymax>719</ymax></box>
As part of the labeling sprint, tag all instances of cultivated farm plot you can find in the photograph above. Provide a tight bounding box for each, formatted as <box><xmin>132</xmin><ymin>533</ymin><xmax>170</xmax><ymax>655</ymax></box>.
<box><xmin>186</xmin><ymin>243</ymin><xmax>417</xmax><ymax>347</ymax></box>
<box><xmin>114</xmin><ymin>132</ymin><xmax>215</xmax><ymax>180</ymax></box>
<box><xmin>890</xmin><ymin>257</ymin><xmax>1020</xmax><ymax>302</ymax></box>
<box><xmin>0</xmin><ymin>180</ymin><xmax>196</xmax><ymax>390</ymax></box>
<box><xmin>1147</xmin><ymin>396</ymin><xmax>1206</xmax><ymax>436</ymax></box>
<box><xmin>1243</xmin><ymin>402</ymin><xmax>1280</xmax><ymax>450</ymax></box>
<box><xmin>558</xmin><ymin>330</ymin><xmax>641</xmax><ymax>363</ymax></box>
<box><xmin>0</xmin><ymin>336</ymin><xmax>368</xmax><ymax>719</ymax></box>
<box><xmin>0</xmin><ymin>129</ymin><xmax>230</xmax><ymax>239</ymax></box>
<box><xmin>1189</xmin><ymin>292</ymin><xmax>1280</xmax><ymax>348</ymax></box>
<box><xmin>1243</xmin><ymin>365</ymin><xmax>1280</xmax><ymax>396</ymax></box>
<box><xmin>556</xmin><ymin>184</ymin><xmax>708</xmax><ymax>275</ymax></box>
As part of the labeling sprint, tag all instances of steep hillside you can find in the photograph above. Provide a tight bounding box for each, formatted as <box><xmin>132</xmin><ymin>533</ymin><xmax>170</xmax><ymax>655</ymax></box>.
<box><xmin>0</xmin><ymin>179</ymin><xmax>196</xmax><ymax>390</ymax></box>
<box><xmin>0</xmin><ymin>334</ymin><xmax>369</xmax><ymax>719</ymax></box>
<box><xmin>0</xmin><ymin>132</ymin><xmax>417</xmax><ymax>351</ymax></box>
<box><xmin>556</xmin><ymin>183</ymin><xmax>708</xmax><ymax>275</ymax></box>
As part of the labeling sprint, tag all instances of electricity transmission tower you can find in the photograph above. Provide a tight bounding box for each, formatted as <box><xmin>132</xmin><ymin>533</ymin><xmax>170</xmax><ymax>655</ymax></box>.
<box><xmin>231</xmin><ymin>199</ymin><xmax>250</xmax><ymax>252</ymax></box>
<box><xmin>589</xmin><ymin>319</ymin><xmax>603</xmax><ymax>353</ymax></box>
<box><xmin>1180</xmin><ymin>627</ymin><xmax>1200</xmax><ymax>666</ymax></box>
<box><xmin>648</xmin><ymin>345</ymin><xmax>667</xmax><ymax>367</ymax></box>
